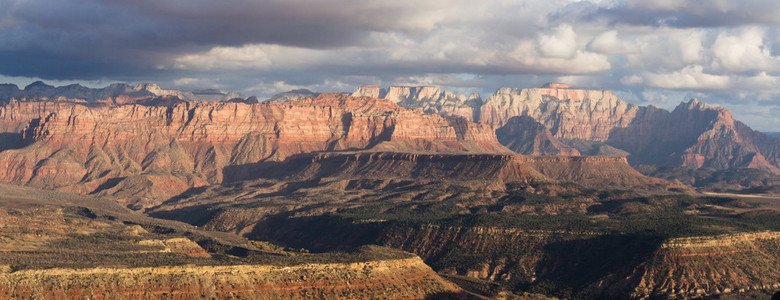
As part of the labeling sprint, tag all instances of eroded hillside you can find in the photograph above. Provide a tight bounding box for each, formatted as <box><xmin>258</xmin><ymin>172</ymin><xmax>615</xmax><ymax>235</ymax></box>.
<box><xmin>147</xmin><ymin>152</ymin><xmax>779</xmax><ymax>299</ymax></box>
<box><xmin>0</xmin><ymin>183</ymin><xmax>462</xmax><ymax>299</ymax></box>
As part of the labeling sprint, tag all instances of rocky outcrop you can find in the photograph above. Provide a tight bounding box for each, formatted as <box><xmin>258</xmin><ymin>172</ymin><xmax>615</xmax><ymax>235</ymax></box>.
<box><xmin>228</xmin><ymin>151</ymin><xmax>680</xmax><ymax>192</ymax></box>
<box><xmin>0</xmin><ymin>94</ymin><xmax>509</xmax><ymax>208</ymax></box>
<box><xmin>356</xmin><ymin>84</ymin><xmax>779</xmax><ymax>174</ymax></box>
<box><xmin>0</xmin><ymin>176</ymin><xmax>462</xmax><ymax>299</ymax></box>
<box><xmin>266</xmin><ymin>89</ymin><xmax>318</xmax><ymax>103</ymax></box>
<box><xmin>0</xmin><ymin>257</ymin><xmax>460</xmax><ymax>299</ymax></box>
<box><xmin>586</xmin><ymin>231</ymin><xmax>780</xmax><ymax>299</ymax></box>
<box><xmin>496</xmin><ymin>116</ymin><xmax>580</xmax><ymax>156</ymax></box>
<box><xmin>352</xmin><ymin>85</ymin><xmax>482</xmax><ymax>121</ymax></box>
<box><xmin>479</xmin><ymin>86</ymin><xmax>638</xmax><ymax>141</ymax></box>
<box><xmin>381</xmin><ymin>225</ymin><xmax>780</xmax><ymax>299</ymax></box>
<box><xmin>608</xmin><ymin>99</ymin><xmax>780</xmax><ymax>174</ymax></box>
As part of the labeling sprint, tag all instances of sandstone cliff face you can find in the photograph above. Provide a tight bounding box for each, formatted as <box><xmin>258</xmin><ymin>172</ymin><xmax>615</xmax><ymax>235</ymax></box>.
<box><xmin>218</xmin><ymin>151</ymin><xmax>679</xmax><ymax>194</ymax></box>
<box><xmin>380</xmin><ymin>225</ymin><xmax>780</xmax><ymax>299</ymax></box>
<box><xmin>585</xmin><ymin>231</ymin><xmax>780</xmax><ymax>299</ymax></box>
<box><xmin>479</xmin><ymin>86</ymin><xmax>638</xmax><ymax>141</ymax></box>
<box><xmin>381</xmin><ymin>225</ymin><xmax>595</xmax><ymax>284</ymax></box>
<box><xmin>357</xmin><ymin>84</ymin><xmax>779</xmax><ymax>174</ymax></box>
<box><xmin>0</xmin><ymin>94</ymin><xmax>508</xmax><ymax>208</ymax></box>
<box><xmin>0</xmin><ymin>257</ymin><xmax>460</xmax><ymax>299</ymax></box>
<box><xmin>608</xmin><ymin>99</ymin><xmax>780</xmax><ymax>174</ymax></box>
<box><xmin>495</xmin><ymin>116</ymin><xmax>580</xmax><ymax>156</ymax></box>
<box><xmin>352</xmin><ymin>85</ymin><xmax>482</xmax><ymax>121</ymax></box>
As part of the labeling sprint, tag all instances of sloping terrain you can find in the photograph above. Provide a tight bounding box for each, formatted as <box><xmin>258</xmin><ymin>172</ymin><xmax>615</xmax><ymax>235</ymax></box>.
<box><xmin>495</xmin><ymin>116</ymin><xmax>580</xmax><ymax>156</ymax></box>
<box><xmin>1</xmin><ymin>81</ymin><xmax>777</xmax><ymax>299</ymax></box>
<box><xmin>0</xmin><ymin>183</ymin><xmax>462</xmax><ymax>299</ymax></box>
<box><xmin>0</xmin><ymin>256</ymin><xmax>458</xmax><ymax>299</ymax></box>
<box><xmin>147</xmin><ymin>159</ymin><xmax>780</xmax><ymax>299</ymax></box>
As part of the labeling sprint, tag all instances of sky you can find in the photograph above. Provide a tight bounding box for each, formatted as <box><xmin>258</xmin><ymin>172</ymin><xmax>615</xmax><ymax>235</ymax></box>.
<box><xmin>1</xmin><ymin>0</ymin><xmax>779</xmax><ymax>131</ymax></box>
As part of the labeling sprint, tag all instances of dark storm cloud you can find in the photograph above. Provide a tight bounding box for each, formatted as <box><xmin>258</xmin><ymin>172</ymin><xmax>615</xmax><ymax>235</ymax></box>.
<box><xmin>0</xmin><ymin>0</ymin><xmax>457</xmax><ymax>80</ymax></box>
<box><xmin>1</xmin><ymin>0</ymin><xmax>779</xmax><ymax>130</ymax></box>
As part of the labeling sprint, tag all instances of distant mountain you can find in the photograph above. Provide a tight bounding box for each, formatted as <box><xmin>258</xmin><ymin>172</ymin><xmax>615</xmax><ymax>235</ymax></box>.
<box><xmin>0</xmin><ymin>81</ymin><xmax>245</xmax><ymax>103</ymax></box>
<box><xmin>495</xmin><ymin>115</ymin><xmax>580</xmax><ymax>156</ymax></box>
<box><xmin>0</xmin><ymin>81</ymin><xmax>776</xmax><ymax>195</ymax></box>
<box><xmin>266</xmin><ymin>89</ymin><xmax>318</xmax><ymax>103</ymax></box>
<box><xmin>356</xmin><ymin>84</ymin><xmax>780</xmax><ymax>176</ymax></box>
<box><xmin>766</xmin><ymin>132</ymin><xmax>780</xmax><ymax>138</ymax></box>
<box><xmin>352</xmin><ymin>85</ymin><xmax>481</xmax><ymax>121</ymax></box>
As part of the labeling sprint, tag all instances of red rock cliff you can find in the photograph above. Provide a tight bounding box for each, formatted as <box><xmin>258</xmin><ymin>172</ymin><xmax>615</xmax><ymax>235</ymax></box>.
<box><xmin>0</xmin><ymin>94</ymin><xmax>509</xmax><ymax>208</ymax></box>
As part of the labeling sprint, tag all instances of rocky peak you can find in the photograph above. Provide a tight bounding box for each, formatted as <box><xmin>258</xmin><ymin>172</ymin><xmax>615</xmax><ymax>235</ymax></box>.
<box><xmin>495</xmin><ymin>87</ymin><xmax>521</xmax><ymax>95</ymax></box>
<box><xmin>352</xmin><ymin>85</ymin><xmax>483</xmax><ymax>121</ymax></box>
<box><xmin>0</xmin><ymin>84</ymin><xmax>21</xmax><ymax>101</ymax></box>
<box><xmin>682</xmin><ymin>98</ymin><xmax>712</xmax><ymax>111</ymax></box>
<box><xmin>353</xmin><ymin>85</ymin><xmax>480</xmax><ymax>106</ymax></box>
<box><xmin>352</xmin><ymin>85</ymin><xmax>385</xmax><ymax>99</ymax></box>
<box><xmin>384</xmin><ymin>86</ymin><xmax>444</xmax><ymax>103</ymax></box>
<box><xmin>480</xmin><ymin>85</ymin><xmax>636</xmax><ymax>140</ymax></box>
<box><xmin>468</xmin><ymin>92</ymin><xmax>481</xmax><ymax>102</ymax></box>
<box><xmin>132</xmin><ymin>83</ymin><xmax>167</xmax><ymax>96</ymax></box>
<box><xmin>268</xmin><ymin>89</ymin><xmax>318</xmax><ymax>103</ymax></box>
<box><xmin>0</xmin><ymin>81</ymin><xmax>253</xmax><ymax>103</ymax></box>
<box><xmin>24</xmin><ymin>81</ymin><xmax>54</xmax><ymax>91</ymax></box>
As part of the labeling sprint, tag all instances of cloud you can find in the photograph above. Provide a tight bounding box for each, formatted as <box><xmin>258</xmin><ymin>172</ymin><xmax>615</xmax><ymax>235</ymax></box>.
<box><xmin>588</xmin><ymin>30</ymin><xmax>639</xmax><ymax>55</ymax></box>
<box><xmin>565</xmin><ymin>0</ymin><xmax>780</xmax><ymax>28</ymax></box>
<box><xmin>168</xmin><ymin>23</ymin><xmax>611</xmax><ymax>76</ymax></box>
<box><xmin>632</xmin><ymin>65</ymin><xmax>730</xmax><ymax>90</ymax></box>
<box><xmin>711</xmin><ymin>27</ymin><xmax>779</xmax><ymax>73</ymax></box>
<box><xmin>538</xmin><ymin>24</ymin><xmax>577</xmax><ymax>58</ymax></box>
<box><xmin>1</xmin><ymin>0</ymin><xmax>780</xmax><ymax>130</ymax></box>
<box><xmin>615</xmin><ymin>29</ymin><xmax>706</xmax><ymax>72</ymax></box>
<box><xmin>623</xmin><ymin>65</ymin><xmax>780</xmax><ymax>92</ymax></box>
<box><xmin>247</xmin><ymin>81</ymin><xmax>305</xmax><ymax>95</ymax></box>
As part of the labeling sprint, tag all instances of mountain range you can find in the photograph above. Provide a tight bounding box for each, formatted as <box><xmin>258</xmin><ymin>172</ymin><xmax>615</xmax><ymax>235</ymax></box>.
<box><xmin>0</xmin><ymin>81</ymin><xmax>778</xmax><ymax>298</ymax></box>
<box><xmin>352</xmin><ymin>83</ymin><xmax>779</xmax><ymax>176</ymax></box>
<box><xmin>1</xmin><ymin>81</ymin><xmax>777</xmax><ymax>190</ymax></box>
<box><xmin>0</xmin><ymin>81</ymin><xmax>245</xmax><ymax>104</ymax></box>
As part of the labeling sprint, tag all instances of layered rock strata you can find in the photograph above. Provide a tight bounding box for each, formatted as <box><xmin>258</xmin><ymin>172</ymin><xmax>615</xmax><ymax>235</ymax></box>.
<box><xmin>495</xmin><ymin>116</ymin><xmax>580</xmax><ymax>156</ymax></box>
<box><xmin>0</xmin><ymin>257</ymin><xmax>460</xmax><ymax>299</ymax></box>
<box><xmin>355</xmin><ymin>84</ymin><xmax>780</xmax><ymax>173</ymax></box>
<box><xmin>586</xmin><ymin>231</ymin><xmax>780</xmax><ymax>299</ymax></box>
<box><xmin>382</xmin><ymin>225</ymin><xmax>780</xmax><ymax>299</ymax></box>
<box><xmin>230</xmin><ymin>151</ymin><xmax>681</xmax><ymax>192</ymax></box>
<box><xmin>0</xmin><ymin>94</ymin><xmax>508</xmax><ymax>208</ymax></box>
<box><xmin>352</xmin><ymin>85</ymin><xmax>482</xmax><ymax>121</ymax></box>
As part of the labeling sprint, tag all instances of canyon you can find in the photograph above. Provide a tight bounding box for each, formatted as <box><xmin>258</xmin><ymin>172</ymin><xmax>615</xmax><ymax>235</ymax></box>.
<box><xmin>146</xmin><ymin>152</ymin><xmax>780</xmax><ymax>299</ymax></box>
<box><xmin>0</xmin><ymin>81</ymin><xmax>778</xmax><ymax>299</ymax></box>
